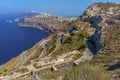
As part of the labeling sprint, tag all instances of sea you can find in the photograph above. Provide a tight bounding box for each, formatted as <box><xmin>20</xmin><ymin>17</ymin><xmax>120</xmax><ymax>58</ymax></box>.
<box><xmin>0</xmin><ymin>15</ymin><xmax>48</xmax><ymax>65</ymax></box>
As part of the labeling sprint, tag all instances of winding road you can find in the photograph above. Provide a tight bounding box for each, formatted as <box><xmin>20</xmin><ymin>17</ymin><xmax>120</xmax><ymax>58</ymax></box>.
<box><xmin>14</xmin><ymin>51</ymin><xmax>27</xmax><ymax>68</ymax></box>
<box><xmin>0</xmin><ymin>33</ymin><xmax>95</xmax><ymax>80</ymax></box>
<box><xmin>21</xmin><ymin>39</ymin><xmax>50</xmax><ymax>65</ymax></box>
<box><xmin>39</xmin><ymin>42</ymin><xmax>47</xmax><ymax>57</ymax></box>
<box><xmin>74</xmin><ymin>48</ymin><xmax>93</xmax><ymax>65</ymax></box>
<box><xmin>49</xmin><ymin>33</ymin><xmax>63</xmax><ymax>56</ymax></box>
<box><xmin>20</xmin><ymin>51</ymin><xmax>27</xmax><ymax>64</ymax></box>
<box><xmin>56</xmin><ymin>33</ymin><xmax>63</xmax><ymax>50</ymax></box>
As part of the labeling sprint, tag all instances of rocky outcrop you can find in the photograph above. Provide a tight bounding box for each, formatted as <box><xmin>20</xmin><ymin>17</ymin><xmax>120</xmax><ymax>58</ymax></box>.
<box><xmin>80</xmin><ymin>3</ymin><xmax>120</xmax><ymax>54</ymax></box>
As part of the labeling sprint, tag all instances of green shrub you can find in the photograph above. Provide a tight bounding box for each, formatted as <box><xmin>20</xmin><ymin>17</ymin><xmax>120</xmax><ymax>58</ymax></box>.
<box><xmin>77</xmin><ymin>34</ymin><xmax>84</xmax><ymax>41</ymax></box>
<box><xmin>77</xmin><ymin>44</ymin><xmax>87</xmax><ymax>52</ymax></box>
<box><xmin>49</xmin><ymin>45</ymin><xmax>56</xmax><ymax>53</ymax></box>
<box><xmin>64</xmin><ymin>37</ymin><xmax>73</xmax><ymax>44</ymax></box>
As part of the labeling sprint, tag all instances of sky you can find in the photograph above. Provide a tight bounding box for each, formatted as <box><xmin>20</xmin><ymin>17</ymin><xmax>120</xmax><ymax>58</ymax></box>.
<box><xmin>0</xmin><ymin>0</ymin><xmax>120</xmax><ymax>16</ymax></box>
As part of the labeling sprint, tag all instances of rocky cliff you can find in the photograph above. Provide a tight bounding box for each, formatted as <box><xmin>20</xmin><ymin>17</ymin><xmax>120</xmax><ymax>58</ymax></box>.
<box><xmin>19</xmin><ymin>13</ymin><xmax>75</xmax><ymax>33</ymax></box>
<box><xmin>80</xmin><ymin>2</ymin><xmax>120</xmax><ymax>54</ymax></box>
<box><xmin>0</xmin><ymin>2</ymin><xmax>120</xmax><ymax>80</ymax></box>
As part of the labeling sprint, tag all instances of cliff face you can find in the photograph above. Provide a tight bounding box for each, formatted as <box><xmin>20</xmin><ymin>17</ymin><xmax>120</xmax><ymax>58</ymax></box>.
<box><xmin>80</xmin><ymin>3</ymin><xmax>120</xmax><ymax>54</ymax></box>
<box><xmin>0</xmin><ymin>3</ymin><xmax>120</xmax><ymax>80</ymax></box>
<box><xmin>19</xmin><ymin>13</ymin><xmax>75</xmax><ymax>33</ymax></box>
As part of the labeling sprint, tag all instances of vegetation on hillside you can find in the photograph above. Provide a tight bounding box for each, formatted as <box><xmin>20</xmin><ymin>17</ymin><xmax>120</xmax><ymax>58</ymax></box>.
<box><xmin>98</xmin><ymin>24</ymin><xmax>120</xmax><ymax>55</ymax></box>
<box><xmin>63</xmin><ymin>61</ymin><xmax>111</xmax><ymax>80</ymax></box>
<box><xmin>51</xmin><ymin>20</ymin><xmax>93</xmax><ymax>57</ymax></box>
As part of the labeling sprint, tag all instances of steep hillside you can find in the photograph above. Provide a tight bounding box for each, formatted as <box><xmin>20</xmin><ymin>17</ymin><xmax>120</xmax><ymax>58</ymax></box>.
<box><xmin>0</xmin><ymin>2</ymin><xmax>120</xmax><ymax>80</ymax></box>
<box><xmin>0</xmin><ymin>18</ymin><xmax>95</xmax><ymax>80</ymax></box>
<box><xmin>80</xmin><ymin>2</ymin><xmax>120</xmax><ymax>54</ymax></box>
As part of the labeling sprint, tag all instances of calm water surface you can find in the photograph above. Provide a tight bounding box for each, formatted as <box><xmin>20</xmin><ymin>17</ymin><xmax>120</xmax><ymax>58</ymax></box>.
<box><xmin>0</xmin><ymin>16</ymin><xmax>48</xmax><ymax>65</ymax></box>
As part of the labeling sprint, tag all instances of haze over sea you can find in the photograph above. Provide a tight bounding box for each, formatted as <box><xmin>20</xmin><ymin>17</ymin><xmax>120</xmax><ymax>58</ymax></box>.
<box><xmin>0</xmin><ymin>15</ymin><xmax>48</xmax><ymax>65</ymax></box>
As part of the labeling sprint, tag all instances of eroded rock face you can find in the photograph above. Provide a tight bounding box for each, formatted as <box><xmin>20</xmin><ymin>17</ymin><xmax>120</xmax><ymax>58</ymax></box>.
<box><xmin>80</xmin><ymin>3</ymin><xmax>120</xmax><ymax>54</ymax></box>
<box><xmin>19</xmin><ymin>14</ymin><xmax>75</xmax><ymax>33</ymax></box>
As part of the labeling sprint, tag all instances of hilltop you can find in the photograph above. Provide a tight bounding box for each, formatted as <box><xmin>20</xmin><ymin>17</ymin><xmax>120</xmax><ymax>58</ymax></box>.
<box><xmin>0</xmin><ymin>2</ymin><xmax>120</xmax><ymax>80</ymax></box>
<box><xmin>80</xmin><ymin>2</ymin><xmax>120</xmax><ymax>54</ymax></box>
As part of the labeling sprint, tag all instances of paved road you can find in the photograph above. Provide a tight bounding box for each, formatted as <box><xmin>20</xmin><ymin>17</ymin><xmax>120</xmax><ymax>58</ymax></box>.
<box><xmin>49</xmin><ymin>33</ymin><xmax>63</xmax><ymax>56</ymax></box>
<box><xmin>40</xmin><ymin>42</ymin><xmax>47</xmax><ymax>57</ymax></box>
<box><xmin>74</xmin><ymin>48</ymin><xmax>93</xmax><ymax>65</ymax></box>
<box><xmin>56</xmin><ymin>33</ymin><xmax>63</xmax><ymax>50</ymax></box>
<box><xmin>14</xmin><ymin>51</ymin><xmax>27</xmax><ymax>68</ymax></box>
<box><xmin>20</xmin><ymin>51</ymin><xmax>27</xmax><ymax>64</ymax></box>
<box><xmin>21</xmin><ymin>39</ymin><xmax>50</xmax><ymax>65</ymax></box>
<box><xmin>32</xmin><ymin>72</ymin><xmax>41</xmax><ymax>80</ymax></box>
<box><xmin>0</xmin><ymin>34</ymin><xmax>94</xmax><ymax>80</ymax></box>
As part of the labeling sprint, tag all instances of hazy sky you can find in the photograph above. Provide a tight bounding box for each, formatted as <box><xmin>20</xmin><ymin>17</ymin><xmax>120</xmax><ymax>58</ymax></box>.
<box><xmin>0</xmin><ymin>0</ymin><xmax>120</xmax><ymax>16</ymax></box>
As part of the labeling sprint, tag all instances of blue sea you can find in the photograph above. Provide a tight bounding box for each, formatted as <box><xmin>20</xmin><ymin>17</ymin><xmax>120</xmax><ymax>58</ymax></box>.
<box><xmin>0</xmin><ymin>16</ymin><xmax>48</xmax><ymax>65</ymax></box>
